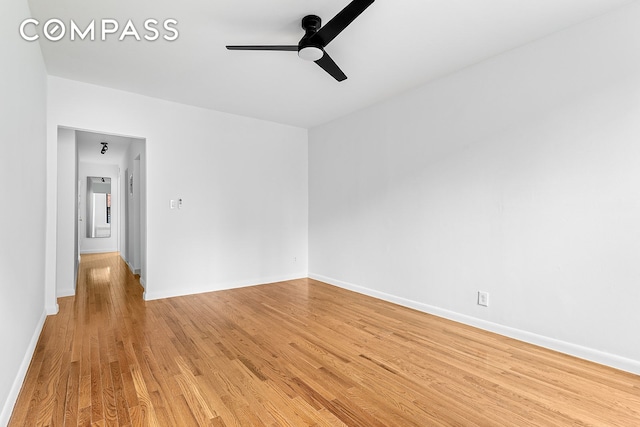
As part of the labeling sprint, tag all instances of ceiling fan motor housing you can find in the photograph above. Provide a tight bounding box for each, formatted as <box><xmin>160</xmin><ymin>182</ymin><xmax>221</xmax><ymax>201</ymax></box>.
<box><xmin>298</xmin><ymin>15</ymin><xmax>324</xmax><ymax>61</ymax></box>
<box><xmin>301</xmin><ymin>15</ymin><xmax>322</xmax><ymax>33</ymax></box>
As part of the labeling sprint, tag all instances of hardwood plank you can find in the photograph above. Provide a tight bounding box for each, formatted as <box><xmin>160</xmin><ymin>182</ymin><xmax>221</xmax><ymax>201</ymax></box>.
<box><xmin>9</xmin><ymin>252</ymin><xmax>640</xmax><ymax>426</ymax></box>
<box><xmin>98</xmin><ymin>331</ymin><xmax>118</xmax><ymax>427</ymax></box>
<box><xmin>63</xmin><ymin>361</ymin><xmax>80</xmax><ymax>426</ymax></box>
<box><xmin>173</xmin><ymin>356</ymin><xmax>217</xmax><ymax>425</ymax></box>
<box><xmin>77</xmin><ymin>405</ymin><xmax>91</xmax><ymax>427</ymax></box>
<box><xmin>129</xmin><ymin>364</ymin><xmax>160</xmax><ymax>427</ymax></box>
<box><xmin>90</xmin><ymin>335</ymin><xmax>104</xmax><ymax>424</ymax></box>
<box><xmin>109</xmin><ymin>361</ymin><xmax>131</xmax><ymax>425</ymax></box>
<box><xmin>35</xmin><ymin>347</ymin><xmax>64</xmax><ymax>426</ymax></box>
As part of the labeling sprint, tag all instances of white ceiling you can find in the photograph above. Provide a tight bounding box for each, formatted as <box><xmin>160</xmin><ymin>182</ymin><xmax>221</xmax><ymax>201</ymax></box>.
<box><xmin>76</xmin><ymin>130</ymin><xmax>136</xmax><ymax>164</ymax></box>
<box><xmin>29</xmin><ymin>0</ymin><xmax>633</xmax><ymax>128</ymax></box>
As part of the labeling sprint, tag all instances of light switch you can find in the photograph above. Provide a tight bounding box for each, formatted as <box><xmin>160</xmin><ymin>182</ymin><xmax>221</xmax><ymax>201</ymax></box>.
<box><xmin>170</xmin><ymin>200</ymin><xmax>177</xmax><ymax>209</ymax></box>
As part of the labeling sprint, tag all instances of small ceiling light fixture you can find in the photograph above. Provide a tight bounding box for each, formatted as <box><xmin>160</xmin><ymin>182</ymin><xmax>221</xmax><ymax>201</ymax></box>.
<box><xmin>100</xmin><ymin>142</ymin><xmax>108</xmax><ymax>154</ymax></box>
<box><xmin>298</xmin><ymin>46</ymin><xmax>324</xmax><ymax>61</ymax></box>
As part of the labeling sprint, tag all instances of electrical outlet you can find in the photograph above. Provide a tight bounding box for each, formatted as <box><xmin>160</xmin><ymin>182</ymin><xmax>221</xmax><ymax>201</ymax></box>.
<box><xmin>478</xmin><ymin>291</ymin><xmax>489</xmax><ymax>307</ymax></box>
<box><xmin>293</xmin><ymin>256</ymin><xmax>297</xmax><ymax>263</ymax></box>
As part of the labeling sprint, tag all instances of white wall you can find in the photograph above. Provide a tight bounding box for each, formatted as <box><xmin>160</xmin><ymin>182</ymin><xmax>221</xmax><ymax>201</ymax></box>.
<box><xmin>56</xmin><ymin>128</ymin><xmax>77</xmax><ymax>297</ymax></box>
<box><xmin>0</xmin><ymin>0</ymin><xmax>48</xmax><ymax>423</ymax></box>
<box><xmin>79</xmin><ymin>163</ymin><xmax>120</xmax><ymax>254</ymax></box>
<box><xmin>46</xmin><ymin>77</ymin><xmax>309</xmax><ymax>302</ymax></box>
<box><xmin>121</xmin><ymin>140</ymin><xmax>144</xmax><ymax>277</ymax></box>
<box><xmin>309</xmin><ymin>2</ymin><xmax>640</xmax><ymax>374</ymax></box>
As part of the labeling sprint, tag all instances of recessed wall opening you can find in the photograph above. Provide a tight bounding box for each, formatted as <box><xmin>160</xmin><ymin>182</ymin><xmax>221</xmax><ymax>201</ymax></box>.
<box><xmin>55</xmin><ymin>127</ymin><xmax>147</xmax><ymax>298</ymax></box>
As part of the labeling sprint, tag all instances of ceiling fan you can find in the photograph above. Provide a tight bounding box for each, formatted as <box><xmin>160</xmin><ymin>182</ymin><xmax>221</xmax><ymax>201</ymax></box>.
<box><xmin>226</xmin><ymin>0</ymin><xmax>375</xmax><ymax>82</ymax></box>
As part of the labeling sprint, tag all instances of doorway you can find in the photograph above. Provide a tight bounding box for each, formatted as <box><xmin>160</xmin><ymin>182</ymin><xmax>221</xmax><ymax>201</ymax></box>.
<box><xmin>55</xmin><ymin>127</ymin><xmax>146</xmax><ymax>297</ymax></box>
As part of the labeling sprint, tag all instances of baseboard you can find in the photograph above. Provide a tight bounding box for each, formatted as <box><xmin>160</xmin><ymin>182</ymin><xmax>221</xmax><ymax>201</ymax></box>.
<box><xmin>119</xmin><ymin>254</ymin><xmax>141</xmax><ymax>277</ymax></box>
<box><xmin>45</xmin><ymin>301</ymin><xmax>59</xmax><ymax>316</ymax></box>
<box><xmin>0</xmin><ymin>310</ymin><xmax>47</xmax><ymax>426</ymax></box>
<box><xmin>57</xmin><ymin>287</ymin><xmax>75</xmax><ymax>298</ymax></box>
<box><xmin>308</xmin><ymin>272</ymin><xmax>640</xmax><ymax>376</ymax></box>
<box><xmin>80</xmin><ymin>248</ymin><xmax>118</xmax><ymax>254</ymax></box>
<box><xmin>143</xmin><ymin>273</ymin><xmax>308</xmax><ymax>301</ymax></box>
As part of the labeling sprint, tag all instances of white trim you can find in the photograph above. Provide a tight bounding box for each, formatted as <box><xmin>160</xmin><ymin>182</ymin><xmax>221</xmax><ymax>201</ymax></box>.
<box><xmin>45</xmin><ymin>302</ymin><xmax>59</xmax><ymax>316</ymax></box>
<box><xmin>57</xmin><ymin>288</ymin><xmax>75</xmax><ymax>298</ymax></box>
<box><xmin>144</xmin><ymin>274</ymin><xmax>308</xmax><ymax>301</ymax></box>
<box><xmin>80</xmin><ymin>248</ymin><xmax>118</xmax><ymax>254</ymax></box>
<box><xmin>309</xmin><ymin>273</ymin><xmax>640</xmax><ymax>376</ymax></box>
<box><xmin>118</xmin><ymin>253</ymin><xmax>140</xmax><ymax>276</ymax></box>
<box><xmin>0</xmin><ymin>310</ymin><xmax>47</xmax><ymax>426</ymax></box>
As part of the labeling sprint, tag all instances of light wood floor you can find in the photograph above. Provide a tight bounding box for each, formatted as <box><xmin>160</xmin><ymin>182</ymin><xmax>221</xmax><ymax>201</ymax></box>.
<box><xmin>10</xmin><ymin>253</ymin><xmax>640</xmax><ymax>426</ymax></box>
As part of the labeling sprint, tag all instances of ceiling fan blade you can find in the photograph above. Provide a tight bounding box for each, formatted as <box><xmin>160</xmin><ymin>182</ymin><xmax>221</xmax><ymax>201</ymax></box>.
<box><xmin>226</xmin><ymin>45</ymin><xmax>298</xmax><ymax>51</ymax></box>
<box><xmin>311</xmin><ymin>0</ymin><xmax>374</xmax><ymax>47</ymax></box>
<box><xmin>315</xmin><ymin>52</ymin><xmax>347</xmax><ymax>82</ymax></box>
